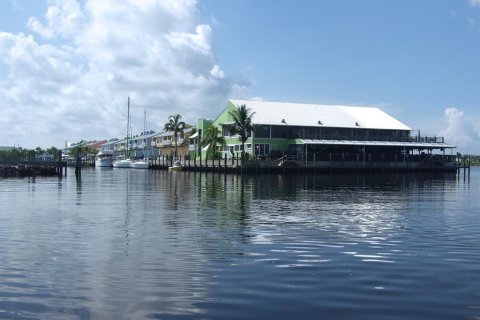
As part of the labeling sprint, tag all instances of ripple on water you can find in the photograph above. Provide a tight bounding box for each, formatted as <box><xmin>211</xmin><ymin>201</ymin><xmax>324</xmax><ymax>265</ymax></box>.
<box><xmin>0</xmin><ymin>169</ymin><xmax>479</xmax><ymax>319</ymax></box>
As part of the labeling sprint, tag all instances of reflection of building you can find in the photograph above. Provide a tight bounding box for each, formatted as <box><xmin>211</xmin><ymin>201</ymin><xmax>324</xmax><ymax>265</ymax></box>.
<box><xmin>191</xmin><ymin>99</ymin><xmax>456</xmax><ymax>171</ymax></box>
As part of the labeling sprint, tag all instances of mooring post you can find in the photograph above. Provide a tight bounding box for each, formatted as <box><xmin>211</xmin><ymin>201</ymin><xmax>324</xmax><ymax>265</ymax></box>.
<box><xmin>75</xmin><ymin>148</ymin><xmax>81</xmax><ymax>181</ymax></box>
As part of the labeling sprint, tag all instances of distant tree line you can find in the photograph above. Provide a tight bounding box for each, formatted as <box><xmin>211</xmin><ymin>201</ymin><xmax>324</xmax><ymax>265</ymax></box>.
<box><xmin>0</xmin><ymin>146</ymin><xmax>60</xmax><ymax>161</ymax></box>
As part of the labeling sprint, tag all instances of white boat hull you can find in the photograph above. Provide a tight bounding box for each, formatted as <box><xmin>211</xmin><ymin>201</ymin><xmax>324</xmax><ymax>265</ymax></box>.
<box><xmin>95</xmin><ymin>151</ymin><xmax>114</xmax><ymax>167</ymax></box>
<box><xmin>130</xmin><ymin>161</ymin><xmax>149</xmax><ymax>169</ymax></box>
<box><xmin>113</xmin><ymin>159</ymin><xmax>132</xmax><ymax>168</ymax></box>
<box><xmin>95</xmin><ymin>159</ymin><xmax>113</xmax><ymax>167</ymax></box>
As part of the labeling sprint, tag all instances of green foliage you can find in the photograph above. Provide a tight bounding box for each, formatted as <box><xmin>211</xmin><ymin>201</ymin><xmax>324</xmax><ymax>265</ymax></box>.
<box><xmin>0</xmin><ymin>148</ymin><xmax>27</xmax><ymax>161</ymax></box>
<box><xmin>164</xmin><ymin>114</ymin><xmax>186</xmax><ymax>158</ymax></box>
<box><xmin>0</xmin><ymin>146</ymin><xmax>62</xmax><ymax>161</ymax></box>
<box><xmin>68</xmin><ymin>145</ymin><xmax>97</xmax><ymax>159</ymax></box>
<box><xmin>201</xmin><ymin>125</ymin><xmax>225</xmax><ymax>159</ymax></box>
<box><xmin>46</xmin><ymin>146</ymin><xmax>60</xmax><ymax>157</ymax></box>
<box><xmin>228</xmin><ymin>104</ymin><xmax>255</xmax><ymax>163</ymax></box>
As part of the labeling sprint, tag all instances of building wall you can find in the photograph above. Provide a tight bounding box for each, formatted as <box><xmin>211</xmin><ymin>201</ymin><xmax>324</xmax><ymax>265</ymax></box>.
<box><xmin>192</xmin><ymin>100</ymin><xmax>432</xmax><ymax>161</ymax></box>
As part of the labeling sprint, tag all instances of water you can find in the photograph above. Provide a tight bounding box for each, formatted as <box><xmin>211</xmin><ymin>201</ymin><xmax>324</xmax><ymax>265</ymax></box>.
<box><xmin>0</xmin><ymin>168</ymin><xmax>479</xmax><ymax>320</ymax></box>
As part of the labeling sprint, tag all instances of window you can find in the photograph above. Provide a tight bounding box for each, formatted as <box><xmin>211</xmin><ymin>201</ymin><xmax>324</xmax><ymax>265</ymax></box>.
<box><xmin>222</xmin><ymin>125</ymin><xmax>231</xmax><ymax>137</ymax></box>
<box><xmin>255</xmin><ymin>125</ymin><xmax>270</xmax><ymax>138</ymax></box>
<box><xmin>254</xmin><ymin>143</ymin><xmax>270</xmax><ymax>156</ymax></box>
<box><xmin>271</xmin><ymin>125</ymin><xmax>288</xmax><ymax>138</ymax></box>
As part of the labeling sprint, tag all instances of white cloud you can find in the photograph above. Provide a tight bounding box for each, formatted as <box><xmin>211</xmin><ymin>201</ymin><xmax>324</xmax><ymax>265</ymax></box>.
<box><xmin>0</xmin><ymin>0</ymin><xmax>247</xmax><ymax>148</ymax></box>
<box><xmin>470</xmin><ymin>0</ymin><xmax>480</xmax><ymax>7</ymax></box>
<box><xmin>440</xmin><ymin>108</ymin><xmax>480</xmax><ymax>154</ymax></box>
<box><xmin>27</xmin><ymin>0</ymin><xmax>84</xmax><ymax>39</ymax></box>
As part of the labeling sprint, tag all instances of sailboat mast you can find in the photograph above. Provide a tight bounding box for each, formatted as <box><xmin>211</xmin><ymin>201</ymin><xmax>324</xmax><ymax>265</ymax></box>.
<box><xmin>126</xmin><ymin>97</ymin><xmax>130</xmax><ymax>158</ymax></box>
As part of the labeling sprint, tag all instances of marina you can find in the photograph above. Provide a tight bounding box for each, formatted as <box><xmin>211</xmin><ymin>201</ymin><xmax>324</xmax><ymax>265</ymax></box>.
<box><xmin>62</xmin><ymin>99</ymin><xmax>461</xmax><ymax>176</ymax></box>
<box><xmin>1</xmin><ymin>1</ymin><xmax>480</xmax><ymax>319</ymax></box>
<box><xmin>0</xmin><ymin>167</ymin><xmax>479</xmax><ymax>319</ymax></box>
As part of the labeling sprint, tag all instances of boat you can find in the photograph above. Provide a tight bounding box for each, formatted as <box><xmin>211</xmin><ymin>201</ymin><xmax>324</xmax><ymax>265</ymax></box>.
<box><xmin>95</xmin><ymin>151</ymin><xmax>114</xmax><ymax>167</ymax></box>
<box><xmin>112</xmin><ymin>156</ymin><xmax>132</xmax><ymax>168</ymax></box>
<box><xmin>129</xmin><ymin>109</ymin><xmax>150</xmax><ymax>169</ymax></box>
<box><xmin>113</xmin><ymin>97</ymin><xmax>133</xmax><ymax>168</ymax></box>
<box><xmin>168</xmin><ymin>159</ymin><xmax>182</xmax><ymax>171</ymax></box>
<box><xmin>130</xmin><ymin>158</ymin><xmax>149</xmax><ymax>169</ymax></box>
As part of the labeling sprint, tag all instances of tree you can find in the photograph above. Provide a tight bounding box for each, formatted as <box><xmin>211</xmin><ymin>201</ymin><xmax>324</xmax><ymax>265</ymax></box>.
<box><xmin>47</xmin><ymin>146</ymin><xmax>60</xmax><ymax>160</ymax></box>
<box><xmin>164</xmin><ymin>114</ymin><xmax>186</xmax><ymax>158</ymax></box>
<box><xmin>228</xmin><ymin>104</ymin><xmax>255</xmax><ymax>165</ymax></box>
<box><xmin>201</xmin><ymin>125</ymin><xmax>225</xmax><ymax>159</ymax></box>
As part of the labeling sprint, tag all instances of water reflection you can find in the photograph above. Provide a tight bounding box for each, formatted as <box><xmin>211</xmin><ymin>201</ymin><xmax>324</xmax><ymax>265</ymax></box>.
<box><xmin>0</xmin><ymin>169</ymin><xmax>478</xmax><ymax>319</ymax></box>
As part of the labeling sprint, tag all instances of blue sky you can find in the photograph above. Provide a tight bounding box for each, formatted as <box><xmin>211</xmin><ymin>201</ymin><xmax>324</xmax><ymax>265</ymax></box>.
<box><xmin>1</xmin><ymin>0</ymin><xmax>480</xmax><ymax>152</ymax></box>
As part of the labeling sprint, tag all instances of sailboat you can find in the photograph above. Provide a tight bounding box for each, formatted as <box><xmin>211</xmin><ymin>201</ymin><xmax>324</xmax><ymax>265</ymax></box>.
<box><xmin>130</xmin><ymin>109</ymin><xmax>150</xmax><ymax>169</ymax></box>
<box><xmin>113</xmin><ymin>97</ymin><xmax>133</xmax><ymax>168</ymax></box>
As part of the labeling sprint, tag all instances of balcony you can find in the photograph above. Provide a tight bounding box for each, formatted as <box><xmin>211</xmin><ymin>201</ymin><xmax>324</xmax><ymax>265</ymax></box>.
<box><xmin>161</xmin><ymin>141</ymin><xmax>172</xmax><ymax>147</ymax></box>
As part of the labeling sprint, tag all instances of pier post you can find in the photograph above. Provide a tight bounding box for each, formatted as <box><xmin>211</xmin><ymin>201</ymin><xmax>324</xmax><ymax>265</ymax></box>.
<box><xmin>357</xmin><ymin>153</ymin><xmax>360</xmax><ymax>173</ymax></box>
<box><xmin>329</xmin><ymin>153</ymin><xmax>332</xmax><ymax>174</ymax></box>
<box><xmin>395</xmin><ymin>153</ymin><xmax>398</xmax><ymax>173</ymax></box>
<box><xmin>381</xmin><ymin>153</ymin><xmax>384</xmax><ymax>173</ymax></box>
<box><xmin>75</xmin><ymin>148</ymin><xmax>81</xmax><ymax>181</ymax></box>
<box><xmin>236</xmin><ymin>154</ymin><xmax>239</xmax><ymax>174</ymax></box>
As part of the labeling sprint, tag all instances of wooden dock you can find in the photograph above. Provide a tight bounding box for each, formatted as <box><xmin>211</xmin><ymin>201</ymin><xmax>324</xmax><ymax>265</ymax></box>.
<box><xmin>0</xmin><ymin>160</ymin><xmax>67</xmax><ymax>178</ymax></box>
<box><xmin>146</xmin><ymin>154</ymin><xmax>458</xmax><ymax>175</ymax></box>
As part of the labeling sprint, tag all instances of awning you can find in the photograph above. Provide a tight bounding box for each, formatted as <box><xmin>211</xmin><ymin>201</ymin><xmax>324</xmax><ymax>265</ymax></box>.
<box><xmin>299</xmin><ymin>139</ymin><xmax>455</xmax><ymax>149</ymax></box>
<box><xmin>189</xmin><ymin>132</ymin><xmax>198</xmax><ymax>139</ymax></box>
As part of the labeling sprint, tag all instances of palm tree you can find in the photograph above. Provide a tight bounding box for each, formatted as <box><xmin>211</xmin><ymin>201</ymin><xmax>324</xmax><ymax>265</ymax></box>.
<box><xmin>229</xmin><ymin>104</ymin><xmax>255</xmax><ymax>165</ymax></box>
<box><xmin>164</xmin><ymin>114</ymin><xmax>186</xmax><ymax>158</ymax></box>
<box><xmin>201</xmin><ymin>125</ymin><xmax>225</xmax><ymax>159</ymax></box>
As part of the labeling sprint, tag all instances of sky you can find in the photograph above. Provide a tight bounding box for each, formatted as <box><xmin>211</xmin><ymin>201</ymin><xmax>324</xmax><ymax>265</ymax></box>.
<box><xmin>0</xmin><ymin>0</ymin><xmax>479</xmax><ymax>153</ymax></box>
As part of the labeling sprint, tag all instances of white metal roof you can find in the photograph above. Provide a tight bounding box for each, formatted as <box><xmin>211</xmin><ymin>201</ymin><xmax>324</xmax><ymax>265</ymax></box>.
<box><xmin>300</xmin><ymin>139</ymin><xmax>455</xmax><ymax>149</ymax></box>
<box><xmin>229</xmin><ymin>99</ymin><xmax>411</xmax><ymax>131</ymax></box>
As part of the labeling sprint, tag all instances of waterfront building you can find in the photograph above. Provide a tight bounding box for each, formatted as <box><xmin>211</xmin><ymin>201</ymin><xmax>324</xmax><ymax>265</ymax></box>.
<box><xmin>193</xmin><ymin>99</ymin><xmax>456</xmax><ymax>171</ymax></box>
<box><xmin>152</xmin><ymin>126</ymin><xmax>195</xmax><ymax>159</ymax></box>
<box><xmin>99</xmin><ymin>138</ymin><xmax>118</xmax><ymax>154</ymax></box>
<box><xmin>129</xmin><ymin>130</ymin><xmax>157</xmax><ymax>159</ymax></box>
<box><xmin>34</xmin><ymin>152</ymin><xmax>54</xmax><ymax>161</ymax></box>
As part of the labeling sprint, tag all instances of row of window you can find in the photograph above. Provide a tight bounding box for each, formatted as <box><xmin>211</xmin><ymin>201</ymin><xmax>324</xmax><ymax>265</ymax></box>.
<box><xmin>214</xmin><ymin>143</ymin><xmax>273</xmax><ymax>156</ymax></box>
<box><xmin>251</xmin><ymin>125</ymin><xmax>409</xmax><ymax>140</ymax></box>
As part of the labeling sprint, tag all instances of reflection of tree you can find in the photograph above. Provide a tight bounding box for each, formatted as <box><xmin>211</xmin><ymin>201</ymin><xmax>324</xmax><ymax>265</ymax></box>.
<box><xmin>195</xmin><ymin>173</ymin><xmax>252</xmax><ymax>239</ymax></box>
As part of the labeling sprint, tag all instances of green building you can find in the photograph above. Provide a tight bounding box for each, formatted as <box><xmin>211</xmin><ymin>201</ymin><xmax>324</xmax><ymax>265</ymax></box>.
<box><xmin>192</xmin><ymin>99</ymin><xmax>455</xmax><ymax>170</ymax></box>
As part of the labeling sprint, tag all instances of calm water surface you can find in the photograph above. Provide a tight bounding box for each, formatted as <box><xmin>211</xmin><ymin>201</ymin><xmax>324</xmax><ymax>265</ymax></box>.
<box><xmin>0</xmin><ymin>168</ymin><xmax>479</xmax><ymax>319</ymax></box>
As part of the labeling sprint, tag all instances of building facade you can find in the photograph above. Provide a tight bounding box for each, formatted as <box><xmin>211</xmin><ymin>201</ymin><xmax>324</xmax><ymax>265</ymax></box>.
<box><xmin>192</xmin><ymin>99</ymin><xmax>455</xmax><ymax>170</ymax></box>
<box><xmin>152</xmin><ymin>126</ymin><xmax>195</xmax><ymax>159</ymax></box>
